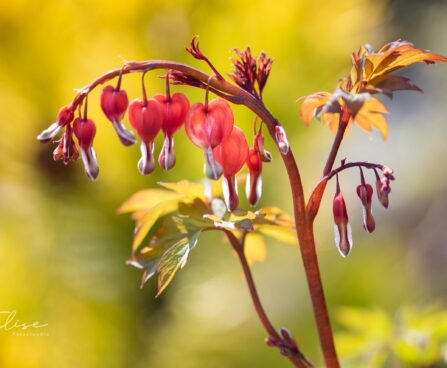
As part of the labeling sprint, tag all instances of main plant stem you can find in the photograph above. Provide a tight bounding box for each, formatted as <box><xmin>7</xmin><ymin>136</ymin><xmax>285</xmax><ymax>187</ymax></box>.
<box><xmin>71</xmin><ymin>61</ymin><xmax>340</xmax><ymax>367</ymax></box>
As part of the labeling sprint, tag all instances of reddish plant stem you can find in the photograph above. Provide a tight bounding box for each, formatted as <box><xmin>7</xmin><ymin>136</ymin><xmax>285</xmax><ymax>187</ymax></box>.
<box><xmin>224</xmin><ymin>231</ymin><xmax>311</xmax><ymax>368</ymax></box>
<box><xmin>322</xmin><ymin>108</ymin><xmax>350</xmax><ymax>177</ymax></box>
<box><xmin>325</xmin><ymin>161</ymin><xmax>383</xmax><ymax>181</ymax></box>
<box><xmin>70</xmin><ymin>60</ymin><xmax>340</xmax><ymax>367</ymax></box>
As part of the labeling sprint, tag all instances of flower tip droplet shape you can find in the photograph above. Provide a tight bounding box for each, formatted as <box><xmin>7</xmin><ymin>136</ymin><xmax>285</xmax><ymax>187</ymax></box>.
<box><xmin>376</xmin><ymin>176</ymin><xmax>391</xmax><ymax>208</ymax></box>
<box><xmin>100</xmin><ymin>85</ymin><xmax>135</xmax><ymax>146</ymax></box>
<box><xmin>213</xmin><ymin>126</ymin><xmax>249</xmax><ymax>211</ymax></box>
<box><xmin>73</xmin><ymin>117</ymin><xmax>99</xmax><ymax>180</ymax></box>
<box><xmin>356</xmin><ymin>184</ymin><xmax>375</xmax><ymax>233</ymax></box>
<box><xmin>37</xmin><ymin>106</ymin><xmax>74</xmax><ymax>143</ymax></box>
<box><xmin>275</xmin><ymin>125</ymin><xmax>289</xmax><ymax>155</ymax></box>
<box><xmin>154</xmin><ymin>93</ymin><xmax>190</xmax><ymax>170</ymax></box>
<box><xmin>128</xmin><ymin>98</ymin><xmax>163</xmax><ymax>175</ymax></box>
<box><xmin>333</xmin><ymin>190</ymin><xmax>353</xmax><ymax>257</ymax></box>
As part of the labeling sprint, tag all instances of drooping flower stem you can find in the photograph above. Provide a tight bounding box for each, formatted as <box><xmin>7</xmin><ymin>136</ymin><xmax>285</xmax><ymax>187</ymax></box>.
<box><xmin>69</xmin><ymin>60</ymin><xmax>340</xmax><ymax>367</ymax></box>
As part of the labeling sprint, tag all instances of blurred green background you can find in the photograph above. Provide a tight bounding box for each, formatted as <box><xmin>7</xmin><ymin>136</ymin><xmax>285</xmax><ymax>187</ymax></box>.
<box><xmin>1</xmin><ymin>0</ymin><xmax>447</xmax><ymax>367</ymax></box>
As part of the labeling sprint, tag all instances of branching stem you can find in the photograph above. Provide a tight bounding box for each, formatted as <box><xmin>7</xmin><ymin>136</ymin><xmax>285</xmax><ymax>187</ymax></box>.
<box><xmin>69</xmin><ymin>59</ymin><xmax>340</xmax><ymax>367</ymax></box>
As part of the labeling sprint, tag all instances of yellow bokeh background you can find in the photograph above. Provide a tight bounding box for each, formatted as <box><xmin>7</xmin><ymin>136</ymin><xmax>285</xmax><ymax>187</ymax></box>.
<box><xmin>1</xmin><ymin>0</ymin><xmax>447</xmax><ymax>367</ymax></box>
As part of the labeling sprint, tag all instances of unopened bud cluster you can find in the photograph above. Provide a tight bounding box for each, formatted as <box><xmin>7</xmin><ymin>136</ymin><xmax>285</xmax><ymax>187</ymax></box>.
<box><xmin>332</xmin><ymin>165</ymin><xmax>394</xmax><ymax>257</ymax></box>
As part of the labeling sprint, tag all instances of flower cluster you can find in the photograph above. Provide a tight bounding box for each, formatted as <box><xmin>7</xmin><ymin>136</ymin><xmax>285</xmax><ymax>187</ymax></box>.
<box><xmin>331</xmin><ymin>164</ymin><xmax>395</xmax><ymax>257</ymax></box>
<box><xmin>300</xmin><ymin>40</ymin><xmax>447</xmax><ymax>139</ymax></box>
<box><xmin>37</xmin><ymin>69</ymin><xmax>275</xmax><ymax>212</ymax></box>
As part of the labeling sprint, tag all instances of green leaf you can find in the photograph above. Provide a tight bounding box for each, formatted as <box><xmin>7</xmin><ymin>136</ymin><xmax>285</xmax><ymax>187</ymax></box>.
<box><xmin>156</xmin><ymin>229</ymin><xmax>201</xmax><ymax>297</ymax></box>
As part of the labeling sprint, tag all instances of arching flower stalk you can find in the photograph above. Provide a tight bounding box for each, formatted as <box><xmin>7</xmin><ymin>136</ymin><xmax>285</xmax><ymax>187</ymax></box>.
<box><xmin>36</xmin><ymin>37</ymin><xmax>446</xmax><ymax>368</ymax></box>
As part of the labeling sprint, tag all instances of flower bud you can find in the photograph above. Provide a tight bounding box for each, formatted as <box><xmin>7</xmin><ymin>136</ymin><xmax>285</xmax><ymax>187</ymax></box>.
<box><xmin>100</xmin><ymin>85</ymin><xmax>135</xmax><ymax>146</ymax></box>
<box><xmin>128</xmin><ymin>98</ymin><xmax>164</xmax><ymax>175</ymax></box>
<box><xmin>246</xmin><ymin>148</ymin><xmax>262</xmax><ymax>206</ymax></box>
<box><xmin>275</xmin><ymin>125</ymin><xmax>289</xmax><ymax>155</ymax></box>
<box><xmin>213</xmin><ymin>127</ymin><xmax>249</xmax><ymax>211</ymax></box>
<box><xmin>37</xmin><ymin>106</ymin><xmax>74</xmax><ymax>143</ymax></box>
<box><xmin>53</xmin><ymin>126</ymin><xmax>79</xmax><ymax>165</ymax></box>
<box><xmin>154</xmin><ymin>93</ymin><xmax>190</xmax><ymax>170</ymax></box>
<box><xmin>376</xmin><ymin>176</ymin><xmax>391</xmax><ymax>208</ymax></box>
<box><xmin>356</xmin><ymin>184</ymin><xmax>375</xmax><ymax>233</ymax></box>
<box><xmin>254</xmin><ymin>133</ymin><xmax>272</xmax><ymax>162</ymax></box>
<box><xmin>185</xmin><ymin>99</ymin><xmax>234</xmax><ymax>179</ymax></box>
<box><xmin>333</xmin><ymin>184</ymin><xmax>353</xmax><ymax>257</ymax></box>
<box><xmin>73</xmin><ymin>117</ymin><xmax>99</xmax><ymax>180</ymax></box>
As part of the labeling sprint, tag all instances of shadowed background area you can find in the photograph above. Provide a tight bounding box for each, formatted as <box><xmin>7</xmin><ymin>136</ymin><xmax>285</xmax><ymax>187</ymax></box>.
<box><xmin>1</xmin><ymin>0</ymin><xmax>447</xmax><ymax>367</ymax></box>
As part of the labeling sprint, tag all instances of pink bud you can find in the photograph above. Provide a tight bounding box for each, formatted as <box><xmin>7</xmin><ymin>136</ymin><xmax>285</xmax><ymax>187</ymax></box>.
<box><xmin>246</xmin><ymin>148</ymin><xmax>262</xmax><ymax>206</ymax></box>
<box><xmin>100</xmin><ymin>86</ymin><xmax>135</xmax><ymax>146</ymax></box>
<box><xmin>356</xmin><ymin>184</ymin><xmax>375</xmax><ymax>233</ymax></box>
<box><xmin>37</xmin><ymin>106</ymin><xmax>74</xmax><ymax>143</ymax></box>
<box><xmin>73</xmin><ymin>117</ymin><xmax>99</xmax><ymax>180</ymax></box>
<box><xmin>333</xmin><ymin>187</ymin><xmax>353</xmax><ymax>257</ymax></box>
<box><xmin>275</xmin><ymin>125</ymin><xmax>289</xmax><ymax>155</ymax></box>
<box><xmin>376</xmin><ymin>176</ymin><xmax>391</xmax><ymax>208</ymax></box>
<box><xmin>138</xmin><ymin>141</ymin><xmax>155</xmax><ymax>175</ymax></box>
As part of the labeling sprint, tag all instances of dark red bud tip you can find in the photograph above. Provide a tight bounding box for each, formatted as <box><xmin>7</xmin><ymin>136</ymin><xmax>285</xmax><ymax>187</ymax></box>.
<box><xmin>333</xmin><ymin>191</ymin><xmax>353</xmax><ymax>257</ymax></box>
<box><xmin>158</xmin><ymin>135</ymin><xmax>176</xmax><ymax>170</ymax></box>
<box><xmin>138</xmin><ymin>141</ymin><xmax>155</xmax><ymax>175</ymax></box>
<box><xmin>275</xmin><ymin>126</ymin><xmax>289</xmax><ymax>155</ymax></box>
<box><xmin>222</xmin><ymin>175</ymin><xmax>239</xmax><ymax>211</ymax></box>
<box><xmin>37</xmin><ymin>106</ymin><xmax>74</xmax><ymax>143</ymax></box>
<box><xmin>357</xmin><ymin>184</ymin><xmax>375</xmax><ymax>233</ymax></box>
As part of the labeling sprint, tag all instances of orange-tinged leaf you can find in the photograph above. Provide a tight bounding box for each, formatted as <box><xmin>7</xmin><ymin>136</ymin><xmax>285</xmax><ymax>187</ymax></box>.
<box><xmin>299</xmin><ymin>92</ymin><xmax>332</xmax><ymax>126</ymax></box>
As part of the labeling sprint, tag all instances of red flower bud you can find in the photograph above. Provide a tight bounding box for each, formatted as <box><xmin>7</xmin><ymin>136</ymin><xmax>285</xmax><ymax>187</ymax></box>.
<box><xmin>128</xmin><ymin>98</ymin><xmax>164</xmax><ymax>175</ymax></box>
<box><xmin>53</xmin><ymin>125</ymin><xmax>79</xmax><ymax>165</ymax></box>
<box><xmin>213</xmin><ymin>127</ymin><xmax>249</xmax><ymax>211</ymax></box>
<box><xmin>37</xmin><ymin>105</ymin><xmax>74</xmax><ymax>143</ymax></box>
<box><xmin>246</xmin><ymin>148</ymin><xmax>262</xmax><ymax>206</ymax></box>
<box><xmin>333</xmin><ymin>182</ymin><xmax>352</xmax><ymax>257</ymax></box>
<box><xmin>100</xmin><ymin>85</ymin><xmax>135</xmax><ymax>146</ymax></box>
<box><xmin>154</xmin><ymin>93</ymin><xmax>190</xmax><ymax>170</ymax></box>
<box><xmin>185</xmin><ymin>99</ymin><xmax>233</xmax><ymax>180</ymax></box>
<box><xmin>377</xmin><ymin>176</ymin><xmax>391</xmax><ymax>208</ymax></box>
<box><xmin>73</xmin><ymin>117</ymin><xmax>98</xmax><ymax>180</ymax></box>
<box><xmin>356</xmin><ymin>184</ymin><xmax>375</xmax><ymax>233</ymax></box>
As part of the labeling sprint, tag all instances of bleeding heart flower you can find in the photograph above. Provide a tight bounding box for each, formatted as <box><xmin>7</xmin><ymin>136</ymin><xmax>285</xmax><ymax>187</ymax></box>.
<box><xmin>53</xmin><ymin>125</ymin><xmax>79</xmax><ymax>165</ymax></box>
<box><xmin>37</xmin><ymin>106</ymin><xmax>74</xmax><ymax>143</ymax></box>
<box><xmin>333</xmin><ymin>178</ymin><xmax>352</xmax><ymax>257</ymax></box>
<box><xmin>128</xmin><ymin>98</ymin><xmax>164</xmax><ymax>175</ymax></box>
<box><xmin>185</xmin><ymin>99</ymin><xmax>234</xmax><ymax>180</ymax></box>
<box><xmin>73</xmin><ymin>117</ymin><xmax>99</xmax><ymax>180</ymax></box>
<box><xmin>356</xmin><ymin>183</ymin><xmax>375</xmax><ymax>233</ymax></box>
<box><xmin>246</xmin><ymin>148</ymin><xmax>262</xmax><ymax>206</ymax></box>
<box><xmin>213</xmin><ymin>127</ymin><xmax>249</xmax><ymax>211</ymax></box>
<box><xmin>100</xmin><ymin>85</ymin><xmax>135</xmax><ymax>146</ymax></box>
<box><xmin>153</xmin><ymin>93</ymin><xmax>190</xmax><ymax>170</ymax></box>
